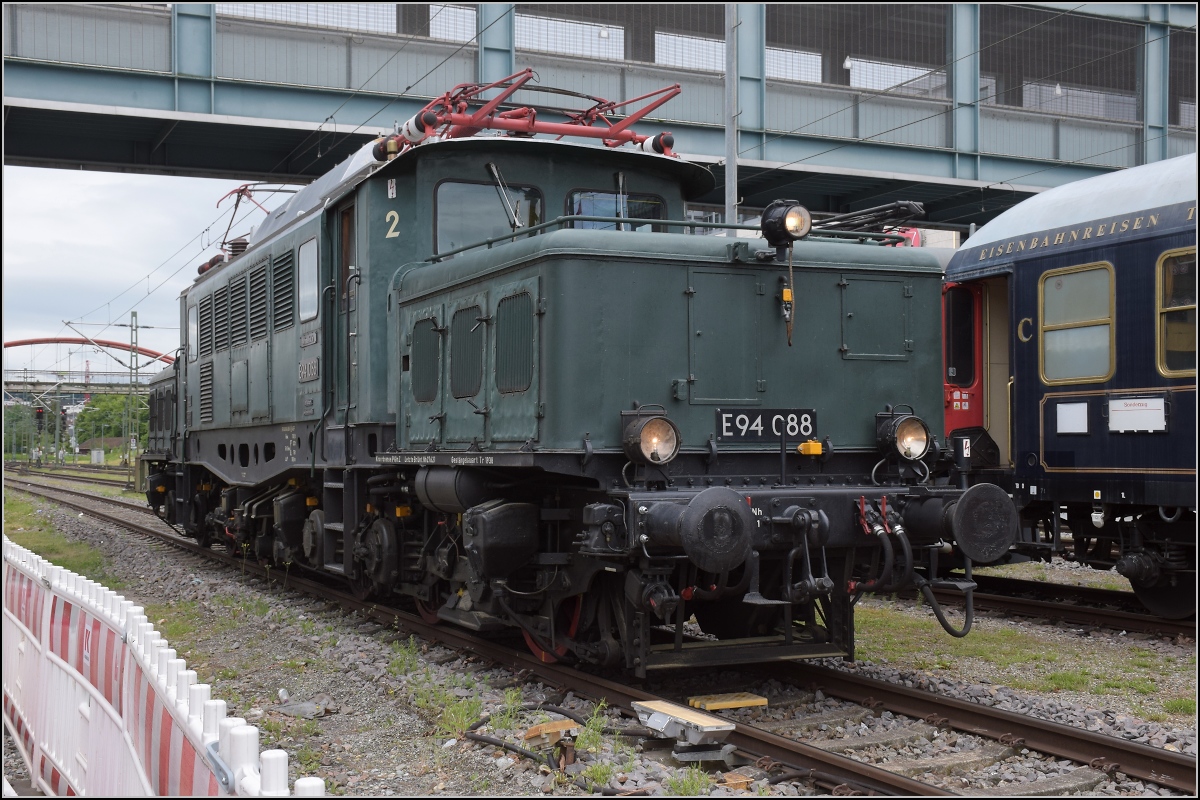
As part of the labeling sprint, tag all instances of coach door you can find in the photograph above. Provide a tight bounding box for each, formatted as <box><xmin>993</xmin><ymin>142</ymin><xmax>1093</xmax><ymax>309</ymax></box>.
<box><xmin>944</xmin><ymin>278</ymin><xmax>1011</xmax><ymax>467</ymax></box>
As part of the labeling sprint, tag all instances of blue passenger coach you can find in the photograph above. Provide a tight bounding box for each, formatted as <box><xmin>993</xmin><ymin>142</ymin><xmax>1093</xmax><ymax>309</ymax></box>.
<box><xmin>943</xmin><ymin>154</ymin><xmax>1196</xmax><ymax>619</ymax></box>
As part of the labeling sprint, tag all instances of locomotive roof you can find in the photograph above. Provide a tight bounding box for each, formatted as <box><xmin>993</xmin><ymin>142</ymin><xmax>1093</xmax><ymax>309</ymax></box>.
<box><xmin>961</xmin><ymin>153</ymin><xmax>1197</xmax><ymax>250</ymax></box>
<box><xmin>246</xmin><ymin>135</ymin><xmax>713</xmax><ymax>252</ymax></box>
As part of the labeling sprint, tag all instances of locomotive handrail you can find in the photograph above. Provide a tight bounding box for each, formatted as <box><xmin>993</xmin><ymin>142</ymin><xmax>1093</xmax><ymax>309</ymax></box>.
<box><xmin>428</xmin><ymin>215</ymin><xmax>906</xmax><ymax>262</ymax></box>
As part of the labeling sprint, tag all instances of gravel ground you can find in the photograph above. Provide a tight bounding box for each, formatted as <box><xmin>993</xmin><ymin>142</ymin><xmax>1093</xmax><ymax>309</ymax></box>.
<box><xmin>4</xmin><ymin>493</ymin><xmax>1196</xmax><ymax>797</ymax></box>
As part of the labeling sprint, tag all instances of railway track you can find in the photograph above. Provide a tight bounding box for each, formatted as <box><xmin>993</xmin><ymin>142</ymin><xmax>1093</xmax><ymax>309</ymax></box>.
<box><xmin>10</xmin><ymin>480</ymin><xmax>1196</xmax><ymax>796</ymax></box>
<box><xmin>921</xmin><ymin>580</ymin><xmax>1196</xmax><ymax>639</ymax></box>
<box><xmin>6</xmin><ymin>465</ymin><xmax>132</xmax><ymax>488</ymax></box>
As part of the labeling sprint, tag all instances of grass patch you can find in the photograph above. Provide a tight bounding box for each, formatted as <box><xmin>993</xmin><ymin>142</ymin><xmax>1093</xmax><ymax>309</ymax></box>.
<box><xmin>582</xmin><ymin>762</ymin><xmax>615</xmax><ymax>790</ymax></box>
<box><xmin>575</xmin><ymin>700</ymin><xmax>609</xmax><ymax>753</ymax></box>
<box><xmin>143</xmin><ymin>601</ymin><xmax>206</xmax><ymax>642</ymax></box>
<box><xmin>491</xmin><ymin>687</ymin><xmax>524</xmax><ymax>731</ymax></box>
<box><xmin>294</xmin><ymin>746</ymin><xmax>322</xmax><ymax>773</ymax></box>
<box><xmin>4</xmin><ymin>494</ymin><xmax>127</xmax><ymax>589</ymax></box>
<box><xmin>387</xmin><ymin>636</ymin><xmax>421</xmax><ymax>677</ymax></box>
<box><xmin>666</xmin><ymin>765</ymin><xmax>713</xmax><ymax>796</ymax></box>
<box><xmin>1163</xmin><ymin>697</ymin><xmax>1196</xmax><ymax>715</ymax></box>
<box><xmin>855</xmin><ymin>604</ymin><xmax>1060</xmax><ymax>670</ymax></box>
<box><xmin>1042</xmin><ymin>670</ymin><xmax>1091</xmax><ymax>692</ymax></box>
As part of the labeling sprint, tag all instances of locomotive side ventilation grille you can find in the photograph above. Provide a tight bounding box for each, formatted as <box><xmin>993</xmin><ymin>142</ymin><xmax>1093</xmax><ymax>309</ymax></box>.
<box><xmin>199</xmin><ymin>362</ymin><xmax>214</xmax><ymax>424</ymax></box>
<box><xmin>451</xmin><ymin>306</ymin><xmax>483</xmax><ymax>399</ymax></box>
<box><xmin>199</xmin><ymin>295</ymin><xmax>214</xmax><ymax>358</ymax></box>
<box><xmin>496</xmin><ymin>292</ymin><xmax>534</xmax><ymax>393</ymax></box>
<box><xmin>412</xmin><ymin>318</ymin><xmax>441</xmax><ymax>403</ymax></box>
<box><xmin>272</xmin><ymin>251</ymin><xmax>294</xmax><ymax>331</ymax></box>
<box><xmin>249</xmin><ymin>266</ymin><xmax>269</xmax><ymax>340</ymax></box>
<box><xmin>230</xmin><ymin>276</ymin><xmax>248</xmax><ymax>347</ymax></box>
<box><xmin>213</xmin><ymin>286</ymin><xmax>230</xmax><ymax>351</ymax></box>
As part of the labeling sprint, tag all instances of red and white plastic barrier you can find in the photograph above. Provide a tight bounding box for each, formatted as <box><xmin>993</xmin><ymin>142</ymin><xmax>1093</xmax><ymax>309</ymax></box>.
<box><xmin>2</xmin><ymin>536</ymin><xmax>325</xmax><ymax>796</ymax></box>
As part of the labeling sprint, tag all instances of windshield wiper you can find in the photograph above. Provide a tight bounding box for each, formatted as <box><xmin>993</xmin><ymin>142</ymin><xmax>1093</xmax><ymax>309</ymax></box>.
<box><xmin>486</xmin><ymin>162</ymin><xmax>522</xmax><ymax>232</ymax></box>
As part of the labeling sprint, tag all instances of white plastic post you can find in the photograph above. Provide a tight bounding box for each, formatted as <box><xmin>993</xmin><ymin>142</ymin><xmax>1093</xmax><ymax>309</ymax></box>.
<box><xmin>189</xmin><ymin>684</ymin><xmax>211</xmax><ymax>734</ymax></box>
<box><xmin>294</xmin><ymin>776</ymin><xmax>327</xmax><ymax>796</ymax></box>
<box><xmin>177</xmin><ymin>669</ymin><xmax>197</xmax><ymax>714</ymax></box>
<box><xmin>143</xmin><ymin>629</ymin><xmax>160</xmax><ymax>661</ymax></box>
<box><xmin>202</xmin><ymin>698</ymin><xmax>227</xmax><ymax>746</ymax></box>
<box><xmin>165</xmin><ymin>662</ymin><xmax>183</xmax><ymax>705</ymax></box>
<box><xmin>218</xmin><ymin>717</ymin><xmax>246</xmax><ymax>766</ymax></box>
<box><xmin>259</xmin><ymin>750</ymin><xmax>290</xmax><ymax>797</ymax></box>
<box><xmin>229</xmin><ymin>725</ymin><xmax>259</xmax><ymax>782</ymax></box>
<box><xmin>157</xmin><ymin>647</ymin><xmax>176</xmax><ymax>683</ymax></box>
<box><xmin>147</xmin><ymin>637</ymin><xmax>165</xmax><ymax>671</ymax></box>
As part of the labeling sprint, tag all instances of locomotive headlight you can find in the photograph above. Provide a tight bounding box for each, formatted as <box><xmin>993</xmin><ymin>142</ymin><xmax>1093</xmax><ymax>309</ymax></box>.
<box><xmin>623</xmin><ymin>416</ymin><xmax>681</xmax><ymax>465</ymax></box>
<box><xmin>760</xmin><ymin>199</ymin><xmax>812</xmax><ymax>246</ymax></box>
<box><xmin>877</xmin><ymin>414</ymin><xmax>931</xmax><ymax>461</ymax></box>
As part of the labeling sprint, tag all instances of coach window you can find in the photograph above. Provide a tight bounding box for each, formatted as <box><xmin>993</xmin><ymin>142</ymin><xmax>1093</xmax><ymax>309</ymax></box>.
<box><xmin>298</xmin><ymin>238</ymin><xmax>319</xmax><ymax>322</ymax></box>
<box><xmin>435</xmin><ymin>180</ymin><xmax>543</xmax><ymax>257</ymax></box>
<box><xmin>567</xmin><ymin>190</ymin><xmax>665</xmax><ymax>232</ymax></box>
<box><xmin>187</xmin><ymin>304</ymin><xmax>198</xmax><ymax>361</ymax></box>
<box><xmin>1039</xmin><ymin>262</ymin><xmax>1115</xmax><ymax>384</ymax></box>
<box><xmin>1158</xmin><ymin>248</ymin><xmax>1197</xmax><ymax>376</ymax></box>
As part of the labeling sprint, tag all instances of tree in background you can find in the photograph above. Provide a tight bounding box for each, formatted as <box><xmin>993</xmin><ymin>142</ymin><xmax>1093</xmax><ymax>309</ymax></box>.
<box><xmin>4</xmin><ymin>403</ymin><xmax>36</xmax><ymax>457</ymax></box>
<box><xmin>75</xmin><ymin>394</ymin><xmax>148</xmax><ymax>454</ymax></box>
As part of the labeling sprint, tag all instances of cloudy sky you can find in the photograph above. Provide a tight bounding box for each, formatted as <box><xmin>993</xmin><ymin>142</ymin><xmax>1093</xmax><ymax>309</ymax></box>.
<box><xmin>3</xmin><ymin>166</ymin><xmax>290</xmax><ymax>380</ymax></box>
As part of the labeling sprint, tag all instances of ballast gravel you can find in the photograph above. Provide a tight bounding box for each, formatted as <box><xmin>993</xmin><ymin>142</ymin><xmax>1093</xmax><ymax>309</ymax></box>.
<box><xmin>3</xmin><ymin>494</ymin><xmax>1196</xmax><ymax>797</ymax></box>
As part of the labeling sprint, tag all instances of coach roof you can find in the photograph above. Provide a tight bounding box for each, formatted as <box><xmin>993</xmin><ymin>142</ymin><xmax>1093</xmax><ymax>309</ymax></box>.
<box><xmin>962</xmin><ymin>153</ymin><xmax>1196</xmax><ymax>252</ymax></box>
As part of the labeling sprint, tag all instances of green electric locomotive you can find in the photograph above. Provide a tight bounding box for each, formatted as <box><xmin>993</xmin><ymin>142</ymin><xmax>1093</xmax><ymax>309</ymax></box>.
<box><xmin>144</xmin><ymin>71</ymin><xmax>1017</xmax><ymax>675</ymax></box>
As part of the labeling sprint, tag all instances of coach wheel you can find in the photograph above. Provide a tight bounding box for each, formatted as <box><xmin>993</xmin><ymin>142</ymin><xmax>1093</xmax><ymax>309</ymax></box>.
<box><xmin>1131</xmin><ymin>579</ymin><xmax>1196</xmax><ymax>620</ymax></box>
<box><xmin>523</xmin><ymin>595</ymin><xmax>582</xmax><ymax>663</ymax></box>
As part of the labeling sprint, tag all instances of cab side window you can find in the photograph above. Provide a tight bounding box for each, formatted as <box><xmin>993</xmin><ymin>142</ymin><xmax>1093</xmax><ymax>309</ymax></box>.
<box><xmin>1159</xmin><ymin>248</ymin><xmax>1196</xmax><ymax>376</ymax></box>
<box><xmin>298</xmin><ymin>238</ymin><xmax>319</xmax><ymax>322</ymax></box>
<box><xmin>567</xmin><ymin>190</ymin><xmax>665</xmax><ymax>232</ymax></box>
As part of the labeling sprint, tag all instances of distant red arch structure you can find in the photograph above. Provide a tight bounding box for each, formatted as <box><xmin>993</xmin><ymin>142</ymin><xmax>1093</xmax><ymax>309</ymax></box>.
<box><xmin>4</xmin><ymin>337</ymin><xmax>175</xmax><ymax>365</ymax></box>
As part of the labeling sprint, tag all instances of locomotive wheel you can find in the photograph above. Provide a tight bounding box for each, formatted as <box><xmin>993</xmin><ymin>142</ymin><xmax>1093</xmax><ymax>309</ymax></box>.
<box><xmin>414</xmin><ymin>598</ymin><xmax>442</xmax><ymax>625</ymax></box>
<box><xmin>414</xmin><ymin>580</ymin><xmax>451</xmax><ymax>625</ymax></box>
<box><xmin>163</xmin><ymin>490</ymin><xmax>177</xmax><ymax>525</ymax></box>
<box><xmin>523</xmin><ymin>595</ymin><xmax>582</xmax><ymax>663</ymax></box>
<box><xmin>1131</xmin><ymin>579</ymin><xmax>1196</xmax><ymax>620</ymax></box>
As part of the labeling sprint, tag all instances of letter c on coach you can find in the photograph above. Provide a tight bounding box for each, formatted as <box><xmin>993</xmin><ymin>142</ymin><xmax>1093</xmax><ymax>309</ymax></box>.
<box><xmin>1017</xmin><ymin>317</ymin><xmax>1034</xmax><ymax>342</ymax></box>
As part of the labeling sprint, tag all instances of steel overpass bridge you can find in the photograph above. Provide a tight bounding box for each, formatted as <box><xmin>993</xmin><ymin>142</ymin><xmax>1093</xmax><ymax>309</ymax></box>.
<box><xmin>4</xmin><ymin>4</ymin><xmax>1195</xmax><ymax>227</ymax></box>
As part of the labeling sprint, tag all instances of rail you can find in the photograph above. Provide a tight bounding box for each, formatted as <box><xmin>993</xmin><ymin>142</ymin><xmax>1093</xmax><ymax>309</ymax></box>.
<box><xmin>428</xmin><ymin>214</ymin><xmax>907</xmax><ymax>262</ymax></box>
